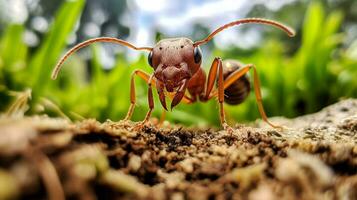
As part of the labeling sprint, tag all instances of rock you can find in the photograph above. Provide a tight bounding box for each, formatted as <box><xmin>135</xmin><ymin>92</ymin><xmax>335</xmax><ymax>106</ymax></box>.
<box><xmin>128</xmin><ymin>154</ymin><xmax>141</xmax><ymax>172</ymax></box>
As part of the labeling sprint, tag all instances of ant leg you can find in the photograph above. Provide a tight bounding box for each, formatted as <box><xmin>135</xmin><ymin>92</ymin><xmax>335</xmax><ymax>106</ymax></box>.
<box><xmin>133</xmin><ymin>74</ymin><xmax>160</xmax><ymax>131</ymax></box>
<box><xmin>139</xmin><ymin>74</ymin><xmax>155</xmax><ymax>126</ymax></box>
<box><xmin>247</xmin><ymin>65</ymin><xmax>282</xmax><ymax>129</ymax></box>
<box><xmin>202</xmin><ymin>58</ymin><xmax>233</xmax><ymax>133</ymax></box>
<box><xmin>210</xmin><ymin>64</ymin><xmax>282</xmax><ymax>129</ymax></box>
<box><xmin>124</xmin><ymin>70</ymin><xmax>192</xmax><ymax>124</ymax></box>
<box><xmin>202</xmin><ymin>58</ymin><xmax>221</xmax><ymax>100</ymax></box>
<box><xmin>124</xmin><ymin>70</ymin><xmax>154</xmax><ymax>120</ymax></box>
<box><xmin>205</xmin><ymin>58</ymin><xmax>233</xmax><ymax>132</ymax></box>
<box><xmin>216</xmin><ymin>58</ymin><xmax>234</xmax><ymax>133</ymax></box>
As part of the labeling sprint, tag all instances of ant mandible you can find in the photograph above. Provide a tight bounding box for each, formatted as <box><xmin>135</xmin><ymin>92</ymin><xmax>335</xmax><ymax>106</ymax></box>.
<box><xmin>52</xmin><ymin>18</ymin><xmax>295</xmax><ymax>132</ymax></box>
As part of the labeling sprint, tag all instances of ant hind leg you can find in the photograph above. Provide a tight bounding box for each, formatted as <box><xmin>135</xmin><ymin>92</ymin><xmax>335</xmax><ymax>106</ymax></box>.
<box><xmin>210</xmin><ymin>63</ymin><xmax>283</xmax><ymax>130</ymax></box>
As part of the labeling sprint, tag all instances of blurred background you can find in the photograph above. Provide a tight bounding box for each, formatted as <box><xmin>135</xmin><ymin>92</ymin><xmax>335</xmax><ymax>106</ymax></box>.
<box><xmin>0</xmin><ymin>0</ymin><xmax>356</xmax><ymax>127</ymax></box>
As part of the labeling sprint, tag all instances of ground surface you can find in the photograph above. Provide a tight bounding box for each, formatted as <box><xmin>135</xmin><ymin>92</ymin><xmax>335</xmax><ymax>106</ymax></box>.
<box><xmin>0</xmin><ymin>99</ymin><xmax>357</xmax><ymax>200</ymax></box>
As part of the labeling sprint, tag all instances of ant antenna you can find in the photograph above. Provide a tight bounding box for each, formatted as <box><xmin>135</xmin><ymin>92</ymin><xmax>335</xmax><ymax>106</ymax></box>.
<box><xmin>51</xmin><ymin>37</ymin><xmax>153</xmax><ymax>79</ymax></box>
<box><xmin>194</xmin><ymin>18</ymin><xmax>295</xmax><ymax>47</ymax></box>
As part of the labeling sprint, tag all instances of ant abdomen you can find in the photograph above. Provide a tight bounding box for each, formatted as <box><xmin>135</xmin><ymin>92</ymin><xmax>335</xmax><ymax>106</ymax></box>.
<box><xmin>220</xmin><ymin>60</ymin><xmax>250</xmax><ymax>105</ymax></box>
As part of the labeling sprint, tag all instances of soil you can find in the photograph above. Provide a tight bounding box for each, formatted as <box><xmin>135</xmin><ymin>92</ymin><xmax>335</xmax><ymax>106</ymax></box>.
<box><xmin>0</xmin><ymin>99</ymin><xmax>356</xmax><ymax>200</ymax></box>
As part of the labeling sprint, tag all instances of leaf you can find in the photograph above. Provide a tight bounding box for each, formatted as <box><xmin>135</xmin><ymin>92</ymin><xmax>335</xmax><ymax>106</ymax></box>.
<box><xmin>0</xmin><ymin>25</ymin><xmax>27</xmax><ymax>71</ymax></box>
<box><xmin>302</xmin><ymin>1</ymin><xmax>324</xmax><ymax>51</ymax></box>
<box><xmin>0</xmin><ymin>25</ymin><xmax>27</xmax><ymax>88</ymax></box>
<box><xmin>28</xmin><ymin>0</ymin><xmax>85</xmax><ymax>97</ymax></box>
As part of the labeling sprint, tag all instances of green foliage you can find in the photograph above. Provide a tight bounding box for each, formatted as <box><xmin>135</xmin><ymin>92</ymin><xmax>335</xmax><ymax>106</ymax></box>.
<box><xmin>28</xmin><ymin>0</ymin><xmax>85</xmax><ymax>97</ymax></box>
<box><xmin>216</xmin><ymin>1</ymin><xmax>356</xmax><ymax>124</ymax></box>
<box><xmin>0</xmin><ymin>1</ymin><xmax>356</xmax><ymax>127</ymax></box>
<box><xmin>0</xmin><ymin>0</ymin><xmax>85</xmax><ymax>114</ymax></box>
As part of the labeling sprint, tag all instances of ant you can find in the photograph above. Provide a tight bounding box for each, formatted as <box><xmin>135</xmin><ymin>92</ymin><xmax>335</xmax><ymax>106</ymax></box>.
<box><xmin>52</xmin><ymin>18</ymin><xmax>295</xmax><ymax>132</ymax></box>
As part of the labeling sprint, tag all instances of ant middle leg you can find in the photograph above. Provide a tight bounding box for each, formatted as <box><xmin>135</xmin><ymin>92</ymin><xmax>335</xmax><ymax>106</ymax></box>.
<box><xmin>204</xmin><ymin>58</ymin><xmax>233</xmax><ymax>133</ymax></box>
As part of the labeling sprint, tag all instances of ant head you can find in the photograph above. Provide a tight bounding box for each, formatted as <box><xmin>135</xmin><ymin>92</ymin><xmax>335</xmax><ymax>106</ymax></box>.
<box><xmin>149</xmin><ymin>37</ymin><xmax>202</xmax><ymax>91</ymax></box>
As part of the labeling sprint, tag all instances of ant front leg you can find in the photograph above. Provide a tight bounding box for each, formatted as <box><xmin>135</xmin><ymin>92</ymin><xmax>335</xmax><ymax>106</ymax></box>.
<box><xmin>124</xmin><ymin>70</ymin><xmax>155</xmax><ymax>121</ymax></box>
<box><xmin>136</xmin><ymin>74</ymin><xmax>155</xmax><ymax>129</ymax></box>
<box><xmin>124</xmin><ymin>70</ymin><xmax>155</xmax><ymax>130</ymax></box>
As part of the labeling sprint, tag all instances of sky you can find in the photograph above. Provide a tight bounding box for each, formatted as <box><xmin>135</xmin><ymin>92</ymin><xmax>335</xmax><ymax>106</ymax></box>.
<box><xmin>0</xmin><ymin>0</ymin><xmax>296</xmax><ymax>67</ymax></box>
<box><xmin>124</xmin><ymin>0</ymin><xmax>295</xmax><ymax>49</ymax></box>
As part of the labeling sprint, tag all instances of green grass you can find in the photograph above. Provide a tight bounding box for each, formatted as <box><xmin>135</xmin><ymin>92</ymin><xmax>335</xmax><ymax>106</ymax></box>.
<box><xmin>0</xmin><ymin>1</ymin><xmax>357</xmax><ymax>127</ymax></box>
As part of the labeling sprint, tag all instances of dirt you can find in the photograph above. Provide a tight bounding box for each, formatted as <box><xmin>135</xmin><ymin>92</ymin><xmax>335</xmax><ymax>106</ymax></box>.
<box><xmin>0</xmin><ymin>99</ymin><xmax>357</xmax><ymax>200</ymax></box>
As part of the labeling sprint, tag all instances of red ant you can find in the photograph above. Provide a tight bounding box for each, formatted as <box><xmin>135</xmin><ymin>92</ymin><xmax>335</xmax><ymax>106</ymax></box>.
<box><xmin>52</xmin><ymin>18</ymin><xmax>295</xmax><ymax>132</ymax></box>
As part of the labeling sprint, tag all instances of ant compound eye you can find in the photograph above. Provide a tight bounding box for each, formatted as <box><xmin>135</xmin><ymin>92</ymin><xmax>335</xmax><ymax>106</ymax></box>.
<box><xmin>194</xmin><ymin>47</ymin><xmax>202</xmax><ymax>64</ymax></box>
<box><xmin>148</xmin><ymin>51</ymin><xmax>153</xmax><ymax>67</ymax></box>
